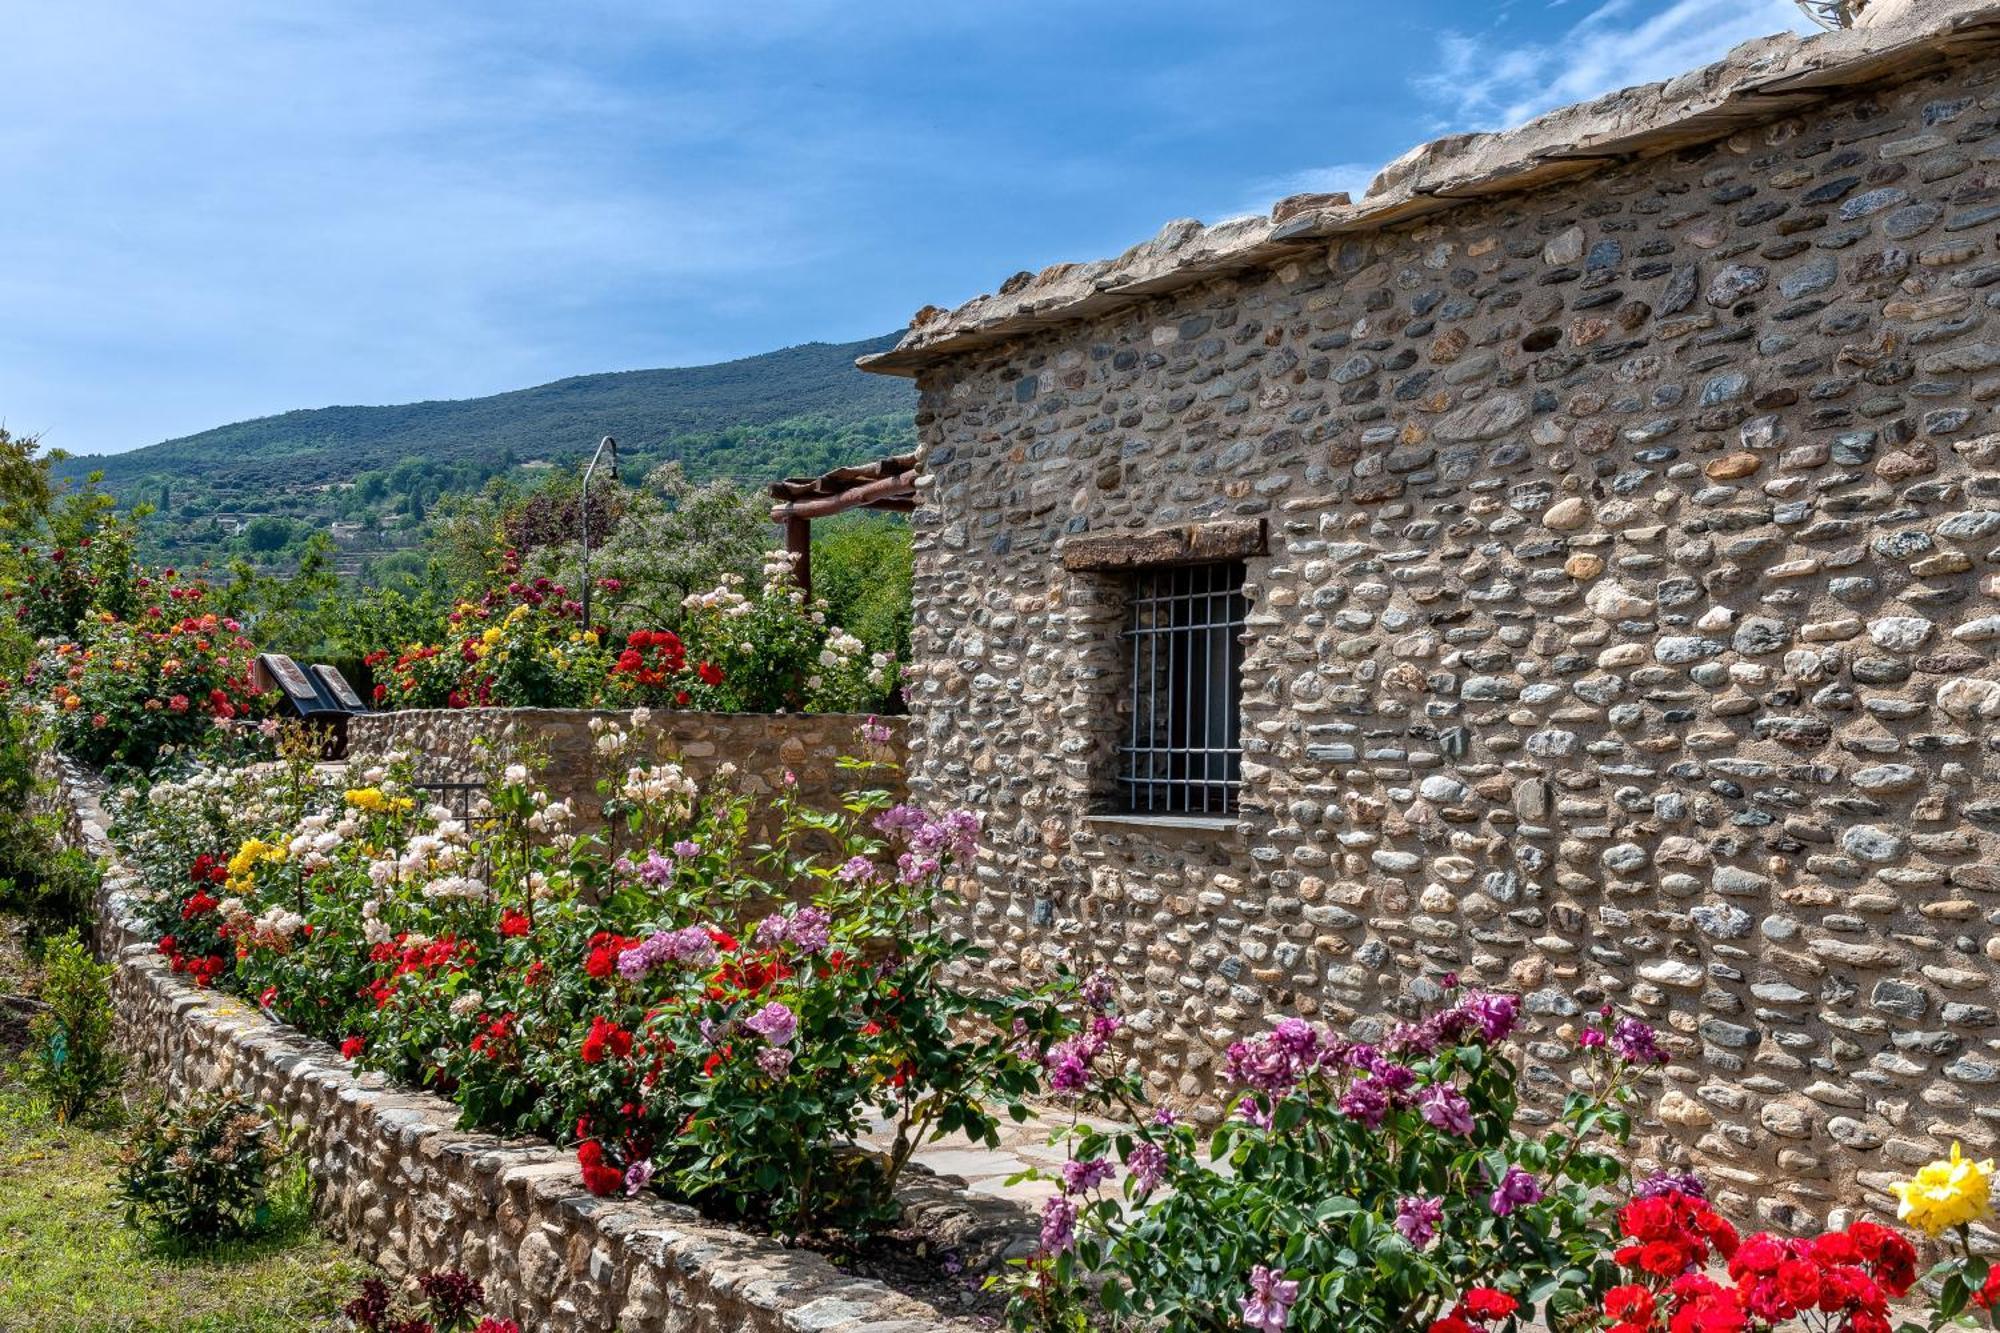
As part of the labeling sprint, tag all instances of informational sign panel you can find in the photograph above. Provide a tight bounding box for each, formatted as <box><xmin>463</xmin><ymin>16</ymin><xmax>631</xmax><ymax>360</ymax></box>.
<box><xmin>310</xmin><ymin>663</ymin><xmax>369</xmax><ymax>713</ymax></box>
<box><xmin>257</xmin><ymin>653</ymin><xmax>336</xmax><ymax>716</ymax></box>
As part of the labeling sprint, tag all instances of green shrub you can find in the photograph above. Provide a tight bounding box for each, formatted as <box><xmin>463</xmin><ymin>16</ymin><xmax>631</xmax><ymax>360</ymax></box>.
<box><xmin>0</xmin><ymin>842</ymin><xmax>102</xmax><ymax>947</ymax></box>
<box><xmin>116</xmin><ymin>1092</ymin><xmax>288</xmax><ymax>1242</ymax></box>
<box><xmin>24</xmin><ymin>930</ymin><xmax>121</xmax><ymax>1123</ymax></box>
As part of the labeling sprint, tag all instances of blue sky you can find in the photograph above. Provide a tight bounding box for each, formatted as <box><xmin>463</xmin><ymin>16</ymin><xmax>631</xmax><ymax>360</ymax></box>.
<box><xmin>2</xmin><ymin>0</ymin><xmax>1816</xmax><ymax>457</ymax></box>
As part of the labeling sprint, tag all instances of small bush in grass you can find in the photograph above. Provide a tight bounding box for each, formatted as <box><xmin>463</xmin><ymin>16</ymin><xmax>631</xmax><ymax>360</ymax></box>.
<box><xmin>116</xmin><ymin>1092</ymin><xmax>290</xmax><ymax>1242</ymax></box>
<box><xmin>23</xmin><ymin>929</ymin><xmax>121</xmax><ymax>1123</ymax></box>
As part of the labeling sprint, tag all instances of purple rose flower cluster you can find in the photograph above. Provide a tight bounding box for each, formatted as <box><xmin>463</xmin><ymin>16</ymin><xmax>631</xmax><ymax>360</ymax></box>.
<box><xmin>1489</xmin><ymin>1164</ymin><xmax>1543</xmax><ymax>1216</ymax></box>
<box><xmin>1610</xmin><ymin>1015</ymin><xmax>1666</xmax><ymax>1065</ymax></box>
<box><xmin>1043</xmin><ymin>1013</ymin><xmax>1121</xmax><ymax>1096</ymax></box>
<box><xmin>1417</xmin><ymin>1083</ymin><xmax>1474</xmax><ymax>1137</ymax></box>
<box><xmin>1060</xmin><ymin>1156</ymin><xmax>1114</xmax><ymax>1195</ymax></box>
<box><xmin>744</xmin><ymin>1000</ymin><xmax>798</xmax><ymax>1047</ymax></box>
<box><xmin>1384</xmin><ymin>988</ymin><xmax>1521</xmax><ymax>1059</ymax></box>
<box><xmin>1395</xmin><ymin>1192</ymin><xmax>1444</xmax><ymax>1247</ymax></box>
<box><xmin>1223</xmin><ymin>1017</ymin><xmax>1329</xmax><ymax>1095</ymax></box>
<box><xmin>1577</xmin><ymin>1006</ymin><xmax>1667</xmax><ymax>1065</ymax></box>
<box><xmin>1038</xmin><ymin>1196</ymin><xmax>1077</xmax><ymax>1255</ymax></box>
<box><xmin>1224</xmin><ymin>991</ymin><xmax>1525</xmax><ymax>1133</ymax></box>
<box><xmin>616</xmin><ymin>925</ymin><xmax>717</xmax><ymax>980</ymax></box>
<box><xmin>753</xmin><ymin>905</ymin><xmax>831</xmax><ymax>955</ymax></box>
<box><xmin>874</xmin><ymin>803</ymin><xmax>981</xmax><ymax>882</ymax></box>
<box><xmin>1240</xmin><ymin>1265</ymin><xmax>1299</xmax><ymax>1333</ymax></box>
<box><xmin>1634</xmin><ymin>1168</ymin><xmax>1707</xmax><ymax>1200</ymax></box>
<box><xmin>1126</xmin><ymin>1140</ymin><xmax>1168</xmax><ymax>1196</ymax></box>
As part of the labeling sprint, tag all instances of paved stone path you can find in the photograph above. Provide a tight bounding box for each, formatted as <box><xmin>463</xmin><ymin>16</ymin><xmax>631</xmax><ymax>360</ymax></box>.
<box><xmin>857</xmin><ymin>1107</ymin><xmax>1090</xmax><ymax>1212</ymax></box>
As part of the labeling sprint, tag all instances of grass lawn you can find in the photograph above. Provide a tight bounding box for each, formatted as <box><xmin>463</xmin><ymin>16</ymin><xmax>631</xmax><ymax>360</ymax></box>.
<box><xmin>0</xmin><ymin>921</ymin><xmax>366</xmax><ymax>1333</ymax></box>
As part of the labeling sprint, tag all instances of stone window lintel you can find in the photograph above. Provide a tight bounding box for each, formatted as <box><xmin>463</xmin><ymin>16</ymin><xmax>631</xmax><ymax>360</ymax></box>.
<box><xmin>1059</xmin><ymin>519</ymin><xmax>1268</xmax><ymax>573</ymax></box>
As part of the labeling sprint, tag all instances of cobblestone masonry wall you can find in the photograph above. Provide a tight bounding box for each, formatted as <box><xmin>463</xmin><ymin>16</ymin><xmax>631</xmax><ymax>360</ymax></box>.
<box><xmin>902</xmin><ymin>49</ymin><xmax>2000</xmax><ymax>1233</ymax></box>
<box><xmin>45</xmin><ymin>759</ymin><xmax>1004</xmax><ymax>1333</ymax></box>
<box><xmin>347</xmin><ymin>709</ymin><xmax>906</xmax><ymax>829</ymax></box>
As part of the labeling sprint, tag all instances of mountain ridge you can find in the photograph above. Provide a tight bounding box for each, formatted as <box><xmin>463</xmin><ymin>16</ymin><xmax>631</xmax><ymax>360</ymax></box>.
<box><xmin>55</xmin><ymin>332</ymin><xmax>912</xmax><ymax>491</ymax></box>
<box><xmin>49</xmin><ymin>332</ymin><xmax>916</xmax><ymax>575</ymax></box>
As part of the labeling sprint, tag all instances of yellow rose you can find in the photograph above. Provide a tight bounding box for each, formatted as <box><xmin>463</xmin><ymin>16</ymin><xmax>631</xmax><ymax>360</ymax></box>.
<box><xmin>226</xmin><ymin>838</ymin><xmax>285</xmax><ymax>882</ymax></box>
<box><xmin>1891</xmin><ymin>1142</ymin><xmax>1995</xmax><ymax>1237</ymax></box>
<box><xmin>482</xmin><ymin>626</ymin><xmax>503</xmax><ymax>646</ymax></box>
<box><xmin>345</xmin><ymin>787</ymin><xmax>387</xmax><ymax>813</ymax></box>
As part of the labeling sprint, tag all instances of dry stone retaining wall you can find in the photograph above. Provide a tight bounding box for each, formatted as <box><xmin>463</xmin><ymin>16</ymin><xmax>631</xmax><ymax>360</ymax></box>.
<box><xmin>347</xmin><ymin>709</ymin><xmax>906</xmax><ymax>828</ymax></box>
<box><xmin>47</xmin><ymin>758</ymin><xmax>988</xmax><ymax>1333</ymax></box>
<box><xmin>898</xmin><ymin>42</ymin><xmax>2000</xmax><ymax>1233</ymax></box>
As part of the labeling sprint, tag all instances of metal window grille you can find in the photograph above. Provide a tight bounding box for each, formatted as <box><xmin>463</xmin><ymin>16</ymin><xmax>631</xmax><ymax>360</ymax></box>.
<box><xmin>1118</xmin><ymin>562</ymin><xmax>1247</xmax><ymax>815</ymax></box>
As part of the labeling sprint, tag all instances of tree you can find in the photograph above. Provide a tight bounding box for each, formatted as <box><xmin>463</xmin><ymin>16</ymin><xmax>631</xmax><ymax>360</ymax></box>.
<box><xmin>517</xmin><ymin>463</ymin><xmax>771</xmax><ymax>631</ymax></box>
<box><xmin>242</xmin><ymin>516</ymin><xmax>294</xmax><ymax>553</ymax></box>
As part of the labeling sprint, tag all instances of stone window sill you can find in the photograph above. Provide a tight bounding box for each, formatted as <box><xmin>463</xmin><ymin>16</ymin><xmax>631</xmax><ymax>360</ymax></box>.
<box><xmin>1085</xmin><ymin>812</ymin><xmax>1240</xmax><ymax>833</ymax></box>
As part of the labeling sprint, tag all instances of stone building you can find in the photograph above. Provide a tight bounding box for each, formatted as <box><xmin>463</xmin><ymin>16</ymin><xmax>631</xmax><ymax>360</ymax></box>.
<box><xmin>861</xmin><ymin>2</ymin><xmax>2000</xmax><ymax>1231</ymax></box>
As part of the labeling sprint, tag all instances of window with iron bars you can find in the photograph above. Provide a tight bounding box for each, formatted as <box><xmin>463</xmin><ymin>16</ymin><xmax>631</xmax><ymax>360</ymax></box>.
<box><xmin>1116</xmin><ymin>562</ymin><xmax>1247</xmax><ymax>816</ymax></box>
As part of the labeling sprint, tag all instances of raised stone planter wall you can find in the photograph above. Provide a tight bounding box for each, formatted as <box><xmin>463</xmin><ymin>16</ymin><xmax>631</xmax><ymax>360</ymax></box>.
<box><xmin>346</xmin><ymin>709</ymin><xmax>905</xmax><ymax>831</ymax></box>
<box><xmin>47</xmin><ymin>758</ymin><xmax>997</xmax><ymax>1333</ymax></box>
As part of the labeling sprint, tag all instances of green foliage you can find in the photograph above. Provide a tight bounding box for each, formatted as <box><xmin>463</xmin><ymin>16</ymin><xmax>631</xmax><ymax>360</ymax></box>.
<box><xmin>999</xmin><ymin>992</ymin><xmax>1644</xmax><ymax>1332</ymax></box>
<box><xmin>0</xmin><ymin>840</ymin><xmax>101</xmax><ymax>946</ymax></box>
<box><xmin>0</xmin><ymin>431</ymin><xmax>118</xmax><ymax>946</ymax></box>
<box><xmin>24</xmin><ymin>931</ymin><xmax>121</xmax><ymax>1124</ymax></box>
<box><xmin>116</xmin><ymin>1092</ymin><xmax>291</xmax><ymax>1243</ymax></box>
<box><xmin>217</xmin><ymin>533</ymin><xmax>342</xmax><ymax>656</ymax></box>
<box><xmin>523</xmin><ymin>463</ymin><xmax>773</xmax><ymax>630</ymax></box>
<box><xmin>811</xmin><ymin>512</ymin><xmax>912</xmax><ymax>665</ymax></box>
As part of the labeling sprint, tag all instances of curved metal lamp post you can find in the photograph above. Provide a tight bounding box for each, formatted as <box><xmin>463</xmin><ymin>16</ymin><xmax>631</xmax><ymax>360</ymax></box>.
<box><xmin>580</xmin><ymin>435</ymin><xmax>618</xmax><ymax>630</ymax></box>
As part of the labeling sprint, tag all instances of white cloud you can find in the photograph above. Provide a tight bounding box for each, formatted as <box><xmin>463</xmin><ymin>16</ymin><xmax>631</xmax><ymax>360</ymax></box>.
<box><xmin>1416</xmin><ymin>0</ymin><xmax>1816</xmax><ymax>131</ymax></box>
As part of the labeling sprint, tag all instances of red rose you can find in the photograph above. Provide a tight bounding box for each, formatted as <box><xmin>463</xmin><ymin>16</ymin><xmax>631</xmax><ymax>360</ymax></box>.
<box><xmin>1729</xmin><ymin>1233</ymin><xmax>1785</xmax><ymax>1279</ymax></box>
<box><xmin>1457</xmin><ymin>1288</ymin><xmax>1516</xmax><ymax>1322</ymax></box>
<box><xmin>1773</xmin><ymin>1256</ymin><xmax>1820</xmax><ymax>1309</ymax></box>
<box><xmin>340</xmin><ymin>1036</ymin><xmax>364</xmax><ymax>1060</ymax></box>
<box><xmin>696</xmin><ymin>661</ymin><xmax>723</xmax><ymax>686</ymax></box>
<box><xmin>1638</xmin><ymin>1239</ymin><xmax>1691</xmax><ymax>1278</ymax></box>
<box><xmin>576</xmin><ymin>1139</ymin><xmax>623</xmax><ymax>1196</ymax></box>
<box><xmin>499</xmin><ymin>908</ymin><xmax>530</xmax><ymax>938</ymax></box>
<box><xmin>1603</xmin><ymin>1286</ymin><xmax>1653</xmax><ymax>1324</ymax></box>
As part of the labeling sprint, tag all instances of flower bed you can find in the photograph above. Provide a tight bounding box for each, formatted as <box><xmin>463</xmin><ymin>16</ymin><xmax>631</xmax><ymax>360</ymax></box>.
<box><xmin>107</xmin><ymin>719</ymin><xmax>1077</xmax><ymax>1241</ymax></box>
<box><xmin>48</xmin><ymin>704</ymin><xmax>2000</xmax><ymax>1333</ymax></box>
<box><xmin>367</xmin><ymin>551</ymin><xmax>895</xmax><ymax>715</ymax></box>
<box><xmin>48</xmin><ymin>754</ymin><xmax>1032</xmax><ymax>1333</ymax></box>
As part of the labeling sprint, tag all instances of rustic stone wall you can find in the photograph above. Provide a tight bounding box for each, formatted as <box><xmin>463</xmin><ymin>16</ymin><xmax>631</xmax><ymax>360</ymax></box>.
<box><xmin>899</xmin><ymin>47</ymin><xmax>2000</xmax><ymax>1231</ymax></box>
<box><xmin>45</xmin><ymin>758</ymin><xmax>1004</xmax><ymax>1333</ymax></box>
<box><xmin>347</xmin><ymin>709</ymin><xmax>905</xmax><ymax>826</ymax></box>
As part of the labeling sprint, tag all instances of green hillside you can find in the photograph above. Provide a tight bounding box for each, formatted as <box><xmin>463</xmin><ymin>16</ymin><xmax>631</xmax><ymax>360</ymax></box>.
<box><xmin>51</xmin><ymin>334</ymin><xmax>914</xmax><ymax>577</ymax></box>
<box><xmin>58</xmin><ymin>333</ymin><xmax>911</xmax><ymax>491</ymax></box>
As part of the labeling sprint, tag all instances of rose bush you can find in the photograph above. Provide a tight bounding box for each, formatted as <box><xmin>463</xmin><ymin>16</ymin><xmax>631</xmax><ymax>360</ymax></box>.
<box><xmin>112</xmin><ymin>722</ymin><xmax>1069</xmax><ymax>1242</ymax></box>
<box><xmin>28</xmin><ymin>571</ymin><xmax>266</xmax><ymax>771</ymax></box>
<box><xmin>1000</xmin><ymin>985</ymin><xmax>1656</xmax><ymax>1332</ymax></box>
<box><xmin>365</xmin><ymin>547</ymin><xmax>895</xmax><ymax>715</ymax></box>
<box><xmin>371</xmin><ymin>573</ymin><xmax>609</xmax><ymax>710</ymax></box>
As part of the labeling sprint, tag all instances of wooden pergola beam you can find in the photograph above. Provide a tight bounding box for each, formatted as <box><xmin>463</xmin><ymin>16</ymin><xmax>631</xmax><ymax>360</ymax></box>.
<box><xmin>767</xmin><ymin>454</ymin><xmax>921</xmax><ymax>596</ymax></box>
<box><xmin>768</xmin><ymin>470</ymin><xmax>918</xmax><ymax>522</ymax></box>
